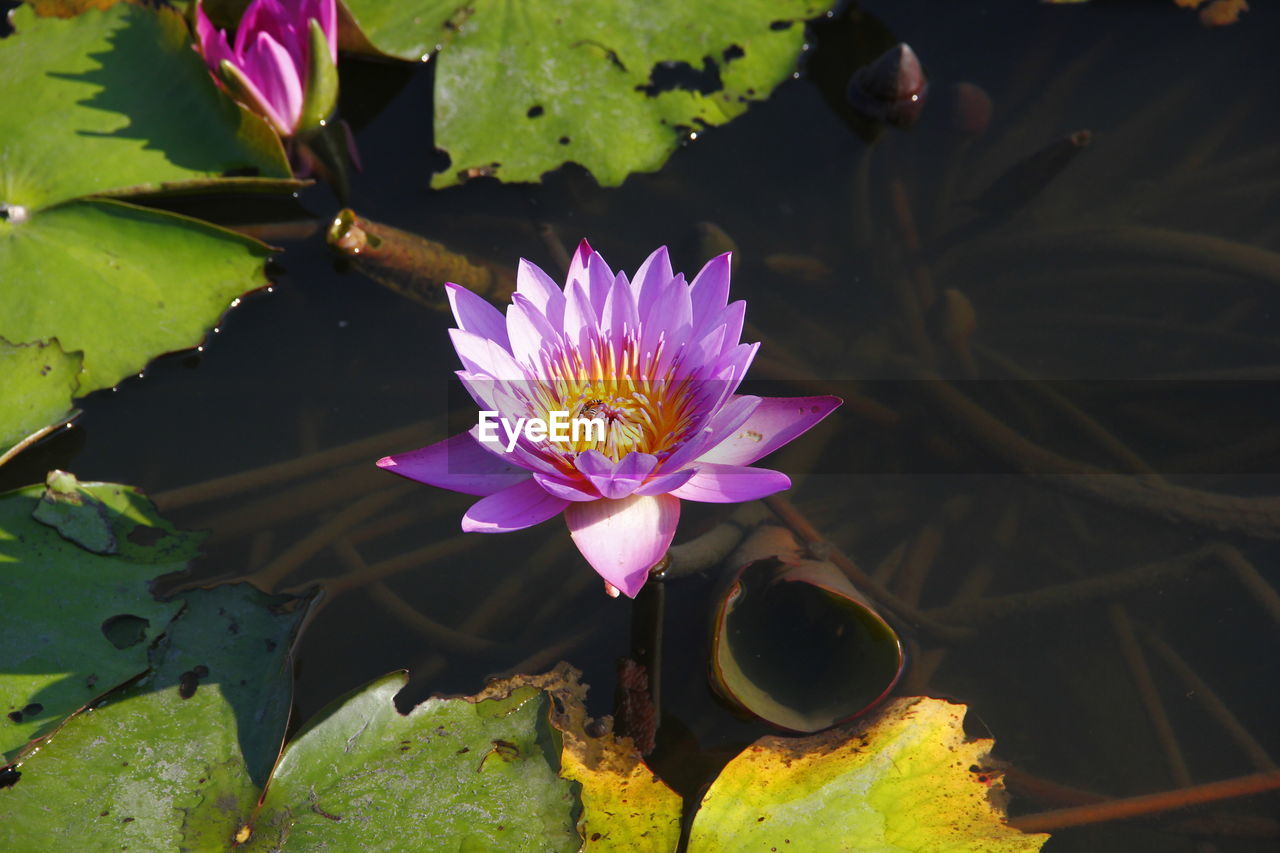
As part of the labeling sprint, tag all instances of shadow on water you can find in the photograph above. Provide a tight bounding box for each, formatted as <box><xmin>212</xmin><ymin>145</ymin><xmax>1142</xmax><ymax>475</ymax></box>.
<box><xmin>48</xmin><ymin>4</ymin><xmax>274</xmax><ymax>177</ymax></box>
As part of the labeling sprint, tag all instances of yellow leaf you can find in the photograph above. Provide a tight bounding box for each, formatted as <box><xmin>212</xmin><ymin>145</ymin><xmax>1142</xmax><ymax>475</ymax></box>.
<box><xmin>688</xmin><ymin>697</ymin><xmax>1050</xmax><ymax>853</ymax></box>
<box><xmin>476</xmin><ymin>664</ymin><xmax>683</xmax><ymax>852</ymax></box>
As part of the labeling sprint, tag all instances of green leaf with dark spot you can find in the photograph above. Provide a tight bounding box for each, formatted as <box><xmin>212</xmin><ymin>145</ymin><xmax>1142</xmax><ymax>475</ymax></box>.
<box><xmin>0</xmin><ymin>475</ymin><xmax>200</xmax><ymax>758</ymax></box>
<box><xmin>0</xmin><ymin>584</ymin><xmax>312</xmax><ymax>851</ymax></box>
<box><xmin>0</xmin><ymin>3</ymin><xmax>297</xmax><ymax>460</ymax></box>
<box><xmin>244</xmin><ymin>674</ymin><xmax>582</xmax><ymax>851</ymax></box>
<box><xmin>340</xmin><ymin>0</ymin><xmax>835</xmax><ymax>187</ymax></box>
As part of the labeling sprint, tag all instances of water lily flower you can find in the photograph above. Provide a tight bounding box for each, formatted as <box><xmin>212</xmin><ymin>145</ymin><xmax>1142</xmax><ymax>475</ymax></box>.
<box><xmin>378</xmin><ymin>241</ymin><xmax>841</xmax><ymax>598</ymax></box>
<box><xmin>195</xmin><ymin>0</ymin><xmax>338</xmax><ymax>137</ymax></box>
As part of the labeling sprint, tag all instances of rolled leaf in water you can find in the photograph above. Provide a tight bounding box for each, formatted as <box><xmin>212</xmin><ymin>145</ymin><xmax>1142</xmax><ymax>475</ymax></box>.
<box><xmin>710</xmin><ymin>554</ymin><xmax>905</xmax><ymax>733</ymax></box>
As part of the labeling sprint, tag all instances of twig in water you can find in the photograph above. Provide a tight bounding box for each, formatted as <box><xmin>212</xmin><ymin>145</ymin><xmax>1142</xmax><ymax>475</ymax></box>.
<box><xmin>910</xmin><ymin>370</ymin><xmax>1280</xmax><ymax>540</ymax></box>
<box><xmin>153</xmin><ymin>419</ymin><xmax>436</xmax><ymax>510</ymax></box>
<box><xmin>364</xmin><ymin>578</ymin><xmax>498</xmax><ymax>656</ymax></box>
<box><xmin>242</xmin><ymin>486</ymin><xmax>408</xmax><ymax>591</ymax></box>
<box><xmin>191</xmin><ymin>463</ymin><xmax>397</xmax><ymax>542</ymax></box>
<box><xmin>1009</xmin><ymin>770</ymin><xmax>1280</xmax><ymax>833</ymax></box>
<box><xmin>1137</xmin><ymin>623</ymin><xmax>1276</xmax><ymax>772</ymax></box>
<box><xmin>928</xmin><ymin>546</ymin><xmax>1217</xmax><ymax>627</ymax></box>
<box><xmin>1109</xmin><ymin>603</ymin><xmax>1192</xmax><ymax>787</ymax></box>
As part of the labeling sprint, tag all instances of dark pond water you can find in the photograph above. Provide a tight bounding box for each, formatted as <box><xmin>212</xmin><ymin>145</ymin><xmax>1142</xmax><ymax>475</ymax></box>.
<box><xmin>8</xmin><ymin>0</ymin><xmax>1279</xmax><ymax>849</ymax></box>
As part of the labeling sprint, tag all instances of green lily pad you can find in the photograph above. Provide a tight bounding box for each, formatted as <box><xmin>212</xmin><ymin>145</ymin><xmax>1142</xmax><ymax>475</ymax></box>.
<box><xmin>0</xmin><ymin>474</ymin><xmax>202</xmax><ymax>759</ymax></box>
<box><xmin>245</xmin><ymin>673</ymin><xmax>582</xmax><ymax>851</ymax></box>
<box><xmin>0</xmin><ymin>3</ymin><xmax>297</xmax><ymax>462</ymax></box>
<box><xmin>687</xmin><ymin>696</ymin><xmax>1050</xmax><ymax>853</ymax></box>
<box><xmin>0</xmin><ymin>199</ymin><xmax>273</xmax><ymax>397</ymax></box>
<box><xmin>0</xmin><ymin>338</ymin><xmax>81</xmax><ymax>459</ymax></box>
<box><xmin>0</xmin><ymin>584</ymin><xmax>312</xmax><ymax>851</ymax></box>
<box><xmin>1</xmin><ymin>3</ymin><xmax>288</xmax><ymax>209</ymax></box>
<box><xmin>340</xmin><ymin>0</ymin><xmax>834</xmax><ymax>187</ymax></box>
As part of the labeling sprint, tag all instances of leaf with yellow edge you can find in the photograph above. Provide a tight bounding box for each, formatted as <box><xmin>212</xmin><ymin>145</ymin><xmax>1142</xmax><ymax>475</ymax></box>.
<box><xmin>477</xmin><ymin>665</ymin><xmax>683</xmax><ymax>852</ymax></box>
<box><xmin>688</xmin><ymin>696</ymin><xmax>1050</xmax><ymax>853</ymax></box>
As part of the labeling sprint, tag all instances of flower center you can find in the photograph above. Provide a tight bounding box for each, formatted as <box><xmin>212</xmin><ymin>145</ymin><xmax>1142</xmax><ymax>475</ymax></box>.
<box><xmin>526</xmin><ymin>336</ymin><xmax>702</xmax><ymax>463</ymax></box>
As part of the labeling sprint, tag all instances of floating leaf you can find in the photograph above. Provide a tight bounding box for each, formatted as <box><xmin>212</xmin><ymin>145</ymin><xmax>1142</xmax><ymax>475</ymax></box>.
<box><xmin>0</xmin><ymin>338</ymin><xmax>81</xmax><ymax>461</ymax></box>
<box><xmin>0</xmin><ymin>3</ymin><xmax>287</xmax><ymax>210</ymax></box>
<box><xmin>340</xmin><ymin>0</ymin><xmax>835</xmax><ymax>187</ymax></box>
<box><xmin>485</xmin><ymin>666</ymin><xmax>683</xmax><ymax>852</ymax></box>
<box><xmin>687</xmin><ymin>696</ymin><xmax>1050</xmax><ymax>852</ymax></box>
<box><xmin>0</xmin><ymin>584</ymin><xmax>312</xmax><ymax>850</ymax></box>
<box><xmin>0</xmin><ymin>474</ymin><xmax>202</xmax><ymax>758</ymax></box>
<box><xmin>710</xmin><ymin>556</ymin><xmax>904</xmax><ymax>732</ymax></box>
<box><xmin>0</xmin><ymin>199</ymin><xmax>273</xmax><ymax>396</ymax></box>
<box><xmin>245</xmin><ymin>672</ymin><xmax>583</xmax><ymax>851</ymax></box>
<box><xmin>0</xmin><ymin>3</ymin><xmax>295</xmax><ymax>458</ymax></box>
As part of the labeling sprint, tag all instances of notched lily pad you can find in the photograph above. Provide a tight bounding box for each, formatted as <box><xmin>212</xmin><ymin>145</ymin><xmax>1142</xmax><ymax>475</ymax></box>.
<box><xmin>244</xmin><ymin>667</ymin><xmax>583</xmax><ymax>851</ymax></box>
<box><xmin>0</xmin><ymin>475</ymin><xmax>202</xmax><ymax>758</ymax></box>
<box><xmin>519</xmin><ymin>667</ymin><xmax>683</xmax><ymax>852</ymax></box>
<box><xmin>0</xmin><ymin>3</ymin><xmax>293</xmax><ymax>459</ymax></box>
<box><xmin>0</xmin><ymin>3</ymin><xmax>287</xmax><ymax>210</ymax></box>
<box><xmin>0</xmin><ymin>337</ymin><xmax>82</xmax><ymax>463</ymax></box>
<box><xmin>0</xmin><ymin>584</ymin><xmax>313</xmax><ymax>852</ymax></box>
<box><xmin>688</xmin><ymin>696</ymin><xmax>1050</xmax><ymax>852</ymax></box>
<box><xmin>340</xmin><ymin>0</ymin><xmax>836</xmax><ymax>187</ymax></box>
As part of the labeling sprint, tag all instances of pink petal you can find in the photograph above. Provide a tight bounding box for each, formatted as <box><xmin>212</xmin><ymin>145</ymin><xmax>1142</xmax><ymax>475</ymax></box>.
<box><xmin>565</xmin><ymin>494</ymin><xmax>680</xmax><ymax>597</ymax></box>
<box><xmin>668</xmin><ymin>463</ymin><xmax>791</xmax><ymax>503</ymax></box>
<box><xmin>446</xmin><ymin>283</ymin><xmax>509</xmax><ymax>350</ymax></box>
<box><xmin>515</xmin><ymin>259</ymin><xmax>566</xmax><ymax>329</ymax></box>
<box><xmin>377</xmin><ymin>430</ymin><xmax>529</xmax><ymax>496</ymax></box>
<box><xmin>575</xmin><ymin>450</ymin><xmax>658</xmax><ymax>499</ymax></box>
<box><xmin>711</xmin><ymin>341</ymin><xmax>760</xmax><ymax>401</ymax></box>
<box><xmin>585</xmin><ymin>253</ymin><xmax>614</xmax><ymax>318</ymax></box>
<box><xmin>698</xmin><ymin>395</ymin><xmax>842</xmax><ymax>466</ymax></box>
<box><xmin>303</xmin><ymin>0</ymin><xmax>338</xmax><ymax>62</ymax></box>
<box><xmin>450</xmin><ymin>328</ymin><xmax>527</xmax><ymax>379</ymax></box>
<box><xmin>195</xmin><ymin>4</ymin><xmax>234</xmax><ymax>71</ymax></box>
<box><xmin>218</xmin><ymin>59</ymin><xmax>291</xmax><ymax>135</ymax></box>
<box><xmin>660</xmin><ymin>393</ymin><xmax>762</xmax><ymax>473</ymax></box>
<box><xmin>462</xmin><ymin>479</ymin><xmax>570</xmax><ymax>532</ymax></box>
<box><xmin>633</xmin><ymin>467</ymin><xmax>697</xmax><ymax>496</ymax></box>
<box><xmin>507</xmin><ymin>295</ymin><xmax>559</xmax><ymax>367</ymax></box>
<box><xmin>630</xmin><ymin>245</ymin><xmax>673</xmax><ymax>307</ymax></box>
<box><xmin>691</xmin><ymin>323</ymin><xmax>727</xmax><ymax>368</ymax></box>
<box><xmin>562</xmin><ymin>279</ymin><xmax>599</xmax><ymax>350</ymax></box>
<box><xmin>455</xmin><ymin>370</ymin><xmax>502</xmax><ymax>415</ymax></box>
<box><xmin>601</xmin><ymin>273</ymin><xmax>639</xmax><ymax>342</ymax></box>
<box><xmin>241</xmin><ymin>31</ymin><xmax>304</xmax><ymax>132</ymax></box>
<box><xmin>565</xmin><ymin>239</ymin><xmax>594</xmax><ymax>294</ymax></box>
<box><xmin>710</xmin><ymin>300</ymin><xmax>746</xmax><ymax>355</ymax></box>
<box><xmin>642</xmin><ymin>273</ymin><xmax>693</xmax><ymax>372</ymax></box>
<box><xmin>533</xmin><ymin>472</ymin><xmax>600</xmax><ymax>501</ymax></box>
<box><xmin>689</xmin><ymin>253</ymin><xmax>732</xmax><ymax>337</ymax></box>
<box><xmin>236</xmin><ymin>0</ymin><xmax>296</xmax><ymax>61</ymax></box>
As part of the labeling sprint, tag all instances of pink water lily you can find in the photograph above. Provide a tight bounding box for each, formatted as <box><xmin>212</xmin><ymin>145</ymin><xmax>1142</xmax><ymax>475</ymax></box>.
<box><xmin>195</xmin><ymin>0</ymin><xmax>338</xmax><ymax>136</ymax></box>
<box><xmin>378</xmin><ymin>242</ymin><xmax>841</xmax><ymax>598</ymax></box>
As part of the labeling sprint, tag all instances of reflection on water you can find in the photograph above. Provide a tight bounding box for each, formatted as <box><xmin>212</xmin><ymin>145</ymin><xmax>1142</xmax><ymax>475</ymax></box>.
<box><xmin>15</xmin><ymin>0</ymin><xmax>1276</xmax><ymax>849</ymax></box>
